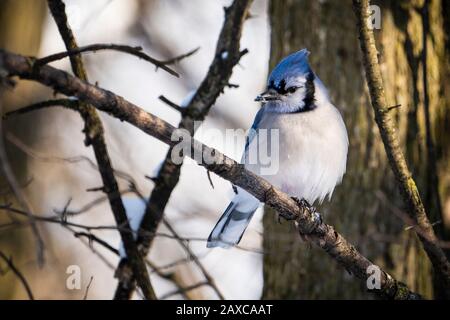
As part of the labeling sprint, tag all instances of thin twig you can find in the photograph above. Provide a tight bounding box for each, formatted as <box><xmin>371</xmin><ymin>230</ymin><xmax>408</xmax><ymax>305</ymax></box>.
<box><xmin>68</xmin><ymin>226</ymin><xmax>199</xmax><ymax>300</ymax></box>
<box><xmin>158</xmin><ymin>95</ymin><xmax>184</xmax><ymax>113</ymax></box>
<box><xmin>0</xmin><ymin>203</ymin><xmax>262</xmax><ymax>252</ymax></box>
<box><xmin>0</xmin><ymin>204</ymin><xmax>124</xmax><ymax>231</ymax></box>
<box><xmin>0</xmin><ymin>251</ymin><xmax>34</xmax><ymax>299</ymax></box>
<box><xmin>53</xmin><ymin>189</ymin><xmax>135</xmax><ymax>216</ymax></box>
<box><xmin>206</xmin><ymin>170</ymin><xmax>215</xmax><ymax>189</ymax></box>
<box><xmin>36</xmin><ymin>44</ymin><xmax>179</xmax><ymax>77</ymax></box>
<box><xmin>163</xmin><ymin>219</ymin><xmax>225</xmax><ymax>299</ymax></box>
<box><xmin>83</xmin><ymin>276</ymin><xmax>94</xmax><ymax>300</ymax></box>
<box><xmin>6</xmin><ymin>132</ymin><xmax>142</xmax><ymax>192</ymax></box>
<box><xmin>160</xmin><ymin>47</ymin><xmax>200</xmax><ymax>65</ymax></box>
<box><xmin>375</xmin><ymin>191</ymin><xmax>450</xmax><ymax>249</ymax></box>
<box><xmin>4</xmin><ymin>99</ymin><xmax>78</xmax><ymax>118</ymax></box>
<box><xmin>74</xmin><ymin>232</ymin><xmax>119</xmax><ymax>255</ymax></box>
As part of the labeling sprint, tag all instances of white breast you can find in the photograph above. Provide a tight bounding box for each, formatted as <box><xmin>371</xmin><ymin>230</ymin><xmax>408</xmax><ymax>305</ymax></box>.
<box><xmin>244</xmin><ymin>102</ymin><xmax>348</xmax><ymax>204</ymax></box>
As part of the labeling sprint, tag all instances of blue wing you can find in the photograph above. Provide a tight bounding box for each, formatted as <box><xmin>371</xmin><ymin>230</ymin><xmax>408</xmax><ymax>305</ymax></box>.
<box><xmin>244</xmin><ymin>107</ymin><xmax>265</xmax><ymax>151</ymax></box>
<box><xmin>241</xmin><ymin>107</ymin><xmax>266</xmax><ymax>164</ymax></box>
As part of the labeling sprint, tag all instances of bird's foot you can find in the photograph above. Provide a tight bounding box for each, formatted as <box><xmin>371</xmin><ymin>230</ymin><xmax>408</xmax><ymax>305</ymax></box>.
<box><xmin>292</xmin><ymin>197</ymin><xmax>315</xmax><ymax>210</ymax></box>
<box><xmin>292</xmin><ymin>197</ymin><xmax>322</xmax><ymax>236</ymax></box>
<box><xmin>292</xmin><ymin>197</ymin><xmax>314</xmax><ymax>213</ymax></box>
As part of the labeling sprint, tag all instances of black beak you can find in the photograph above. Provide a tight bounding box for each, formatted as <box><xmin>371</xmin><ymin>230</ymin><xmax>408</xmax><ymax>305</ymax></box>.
<box><xmin>255</xmin><ymin>89</ymin><xmax>279</xmax><ymax>102</ymax></box>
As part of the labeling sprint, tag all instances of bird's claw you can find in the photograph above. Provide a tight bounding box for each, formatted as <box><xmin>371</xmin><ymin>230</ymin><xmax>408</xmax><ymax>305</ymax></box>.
<box><xmin>292</xmin><ymin>197</ymin><xmax>322</xmax><ymax>235</ymax></box>
<box><xmin>292</xmin><ymin>197</ymin><xmax>314</xmax><ymax>213</ymax></box>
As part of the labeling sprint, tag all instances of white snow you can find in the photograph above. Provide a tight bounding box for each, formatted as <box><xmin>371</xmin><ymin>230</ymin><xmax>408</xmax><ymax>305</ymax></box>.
<box><xmin>221</xmin><ymin>51</ymin><xmax>229</xmax><ymax>60</ymax></box>
<box><xmin>118</xmin><ymin>197</ymin><xmax>147</xmax><ymax>258</ymax></box>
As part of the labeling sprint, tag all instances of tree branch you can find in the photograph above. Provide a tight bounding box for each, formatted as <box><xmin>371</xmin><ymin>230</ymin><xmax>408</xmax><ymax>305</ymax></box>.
<box><xmin>0</xmin><ymin>47</ymin><xmax>424</xmax><ymax>299</ymax></box>
<box><xmin>0</xmin><ymin>251</ymin><xmax>34</xmax><ymax>299</ymax></box>
<box><xmin>36</xmin><ymin>43</ymin><xmax>181</xmax><ymax>77</ymax></box>
<box><xmin>112</xmin><ymin>0</ymin><xmax>252</xmax><ymax>300</ymax></box>
<box><xmin>162</xmin><ymin>219</ymin><xmax>224</xmax><ymax>299</ymax></box>
<box><xmin>352</xmin><ymin>0</ymin><xmax>450</xmax><ymax>296</ymax></box>
<box><xmin>46</xmin><ymin>0</ymin><xmax>155</xmax><ymax>299</ymax></box>
<box><xmin>4</xmin><ymin>98</ymin><xmax>78</xmax><ymax>118</ymax></box>
<box><xmin>159</xmin><ymin>47</ymin><xmax>200</xmax><ymax>65</ymax></box>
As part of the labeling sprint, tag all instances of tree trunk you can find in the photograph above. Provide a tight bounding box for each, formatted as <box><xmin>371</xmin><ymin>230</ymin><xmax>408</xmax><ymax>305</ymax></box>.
<box><xmin>263</xmin><ymin>0</ymin><xmax>449</xmax><ymax>299</ymax></box>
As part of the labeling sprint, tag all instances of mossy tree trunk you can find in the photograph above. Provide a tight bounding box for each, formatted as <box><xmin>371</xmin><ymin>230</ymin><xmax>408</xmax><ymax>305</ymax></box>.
<box><xmin>263</xmin><ymin>0</ymin><xmax>449</xmax><ymax>299</ymax></box>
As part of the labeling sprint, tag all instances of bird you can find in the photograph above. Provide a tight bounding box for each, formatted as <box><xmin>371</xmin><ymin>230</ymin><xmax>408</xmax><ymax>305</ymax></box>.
<box><xmin>207</xmin><ymin>49</ymin><xmax>348</xmax><ymax>248</ymax></box>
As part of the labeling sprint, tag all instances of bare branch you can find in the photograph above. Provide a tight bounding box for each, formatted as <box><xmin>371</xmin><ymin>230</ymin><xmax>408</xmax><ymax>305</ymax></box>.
<box><xmin>6</xmin><ymin>132</ymin><xmax>142</xmax><ymax>192</ymax></box>
<box><xmin>158</xmin><ymin>95</ymin><xmax>184</xmax><ymax>113</ymax></box>
<box><xmin>114</xmin><ymin>0</ymin><xmax>253</xmax><ymax>299</ymax></box>
<box><xmin>375</xmin><ymin>192</ymin><xmax>450</xmax><ymax>249</ymax></box>
<box><xmin>75</xmin><ymin>232</ymin><xmax>119</xmax><ymax>255</ymax></box>
<box><xmin>0</xmin><ymin>251</ymin><xmax>34</xmax><ymax>300</ymax></box>
<box><xmin>63</xmin><ymin>225</ymin><xmax>116</xmax><ymax>270</ymax></box>
<box><xmin>67</xmin><ymin>226</ymin><xmax>198</xmax><ymax>300</ymax></box>
<box><xmin>0</xmin><ymin>204</ymin><xmax>123</xmax><ymax>231</ymax></box>
<box><xmin>160</xmin><ymin>47</ymin><xmax>200</xmax><ymax>65</ymax></box>
<box><xmin>83</xmin><ymin>276</ymin><xmax>94</xmax><ymax>300</ymax></box>
<box><xmin>163</xmin><ymin>219</ymin><xmax>225</xmax><ymax>299</ymax></box>
<box><xmin>53</xmin><ymin>189</ymin><xmax>135</xmax><ymax>216</ymax></box>
<box><xmin>46</xmin><ymin>0</ymin><xmax>155</xmax><ymax>299</ymax></box>
<box><xmin>36</xmin><ymin>43</ymin><xmax>179</xmax><ymax>77</ymax></box>
<box><xmin>4</xmin><ymin>99</ymin><xmax>78</xmax><ymax>118</ymax></box>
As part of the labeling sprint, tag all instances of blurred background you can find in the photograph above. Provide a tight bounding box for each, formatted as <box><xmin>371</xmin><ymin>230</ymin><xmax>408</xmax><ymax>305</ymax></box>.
<box><xmin>0</xmin><ymin>0</ymin><xmax>449</xmax><ymax>299</ymax></box>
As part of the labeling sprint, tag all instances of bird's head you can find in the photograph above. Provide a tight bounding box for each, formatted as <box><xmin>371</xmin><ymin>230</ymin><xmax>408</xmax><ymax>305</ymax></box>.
<box><xmin>255</xmin><ymin>49</ymin><xmax>317</xmax><ymax>113</ymax></box>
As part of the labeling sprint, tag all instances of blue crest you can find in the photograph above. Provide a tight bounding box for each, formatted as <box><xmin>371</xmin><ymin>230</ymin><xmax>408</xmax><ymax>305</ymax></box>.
<box><xmin>268</xmin><ymin>49</ymin><xmax>311</xmax><ymax>86</ymax></box>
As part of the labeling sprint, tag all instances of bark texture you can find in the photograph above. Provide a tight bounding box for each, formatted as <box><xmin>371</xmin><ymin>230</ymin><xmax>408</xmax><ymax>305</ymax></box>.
<box><xmin>263</xmin><ymin>0</ymin><xmax>450</xmax><ymax>299</ymax></box>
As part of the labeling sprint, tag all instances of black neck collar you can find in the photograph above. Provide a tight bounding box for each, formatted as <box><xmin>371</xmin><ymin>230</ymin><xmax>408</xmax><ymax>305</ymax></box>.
<box><xmin>292</xmin><ymin>71</ymin><xmax>316</xmax><ymax>113</ymax></box>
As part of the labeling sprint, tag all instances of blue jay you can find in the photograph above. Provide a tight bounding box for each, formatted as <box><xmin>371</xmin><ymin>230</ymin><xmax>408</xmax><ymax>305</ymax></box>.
<box><xmin>207</xmin><ymin>49</ymin><xmax>348</xmax><ymax>248</ymax></box>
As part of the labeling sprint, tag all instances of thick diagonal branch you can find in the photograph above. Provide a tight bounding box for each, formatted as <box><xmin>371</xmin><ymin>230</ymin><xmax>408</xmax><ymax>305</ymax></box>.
<box><xmin>114</xmin><ymin>0</ymin><xmax>252</xmax><ymax>300</ymax></box>
<box><xmin>0</xmin><ymin>48</ymin><xmax>423</xmax><ymax>299</ymax></box>
<box><xmin>352</xmin><ymin>0</ymin><xmax>450</xmax><ymax>296</ymax></box>
<box><xmin>46</xmin><ymin>0</ymin><xmax>155</xmax><ymax>299</ymax></box>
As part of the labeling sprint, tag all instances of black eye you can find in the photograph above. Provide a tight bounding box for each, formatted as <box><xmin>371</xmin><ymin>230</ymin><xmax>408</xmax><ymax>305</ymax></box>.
<box><xmin>286</xmin><ymin>86</ymin><xmax>298</xmax><ymax>94</ymax></box>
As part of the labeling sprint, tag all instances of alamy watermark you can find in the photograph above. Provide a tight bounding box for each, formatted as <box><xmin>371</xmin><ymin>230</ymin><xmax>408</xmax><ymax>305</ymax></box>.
<box><xmin>170</xmin><ymin>121</ymin><xmax>280</xmax><ymax>176</ymax></box>
<box><xmin>66</xmin><ymin>264</ymin><xmax>82</xmax><ymax>290</ymax></box>
<box><xmin>366</xmin><ymin>265</ymin><xmax>381</xmax><ymax>290</ymax></box>
<box><xmin>368</xmin><ymin>5</ymin><xmax>381</xmax><ymax>30</ymax></box>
